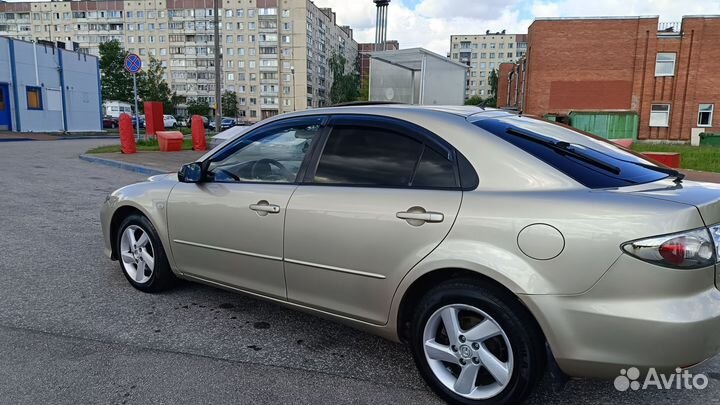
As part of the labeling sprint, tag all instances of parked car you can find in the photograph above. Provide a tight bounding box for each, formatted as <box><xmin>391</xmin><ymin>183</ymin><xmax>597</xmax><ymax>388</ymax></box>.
<box><xmin>101</xmin><ymin>105</ymin><xmax>720</xmax><ymax>405</ymax></box>
<box><xmin>131</xmin><ymin>115</ymin><xmax>145</xmax><ymax>129</ymax></box>
<box><xmin>185</xmin><ymin>116</ymin><xmax>209</xmax><ymax>128</ymax></box>
<box><xmin>163</xmin><ymin>115</ymin><xmax>178</xmax><ymax>128</ymax></box>
<box><xmin>208</xmin><ymin>117</ymin><xmax>237</xmax><ymax>131</ymax></box>
<box><xmin>102</xmin><ymin>116</ymin><xmax>118</xmax><ymax>129</ymax></box>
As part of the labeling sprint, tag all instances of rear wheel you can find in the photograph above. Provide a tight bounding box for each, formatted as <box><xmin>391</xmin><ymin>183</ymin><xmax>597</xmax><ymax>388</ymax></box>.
<box><xmin>116</xmin><ymin>214</ymin><xmax>175</xmax><ymax>292</ymax></box>
<box><xmin>410</xmin><ymin>279</ymin><xmax>545</xmax><ymax>405</ymax></box>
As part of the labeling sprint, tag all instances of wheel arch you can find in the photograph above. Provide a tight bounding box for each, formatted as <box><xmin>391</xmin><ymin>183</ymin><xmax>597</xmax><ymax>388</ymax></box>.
<box><xmin>394</xmin><ymin>267</ymin><xmax>547</xmax><ymax>347</ymax></box>
<box><xmin>109</xmin><ymin>204</ymin><xmax>149</xmax><ymax>260</ymax></box>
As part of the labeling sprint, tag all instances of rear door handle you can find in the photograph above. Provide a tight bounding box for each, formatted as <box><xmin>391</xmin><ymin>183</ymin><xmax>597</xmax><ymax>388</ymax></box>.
<box><xmin>250</xmin><ymin>201</ymin><xmax>281</xmax><ymax>215</ymax></box>
<box><xmin>396</xmin><ymin>209</ymin><xmax>444</xmax><ymax>224</ymax></box>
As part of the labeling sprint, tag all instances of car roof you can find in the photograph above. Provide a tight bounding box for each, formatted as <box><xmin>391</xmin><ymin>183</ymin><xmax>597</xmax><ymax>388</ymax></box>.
<box><xmin>280</xmin><ymin>104</ymin><xmax>515</xmax><ymax>120</ymax></box>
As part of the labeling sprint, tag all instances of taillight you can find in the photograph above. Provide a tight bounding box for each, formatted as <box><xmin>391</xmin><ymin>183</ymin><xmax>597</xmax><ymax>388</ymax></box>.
<box><xmin>709</xmin><ymin>224</ymin><xmax>720</xmax><ymax>264</ymax></box>
<box><xmin>622</xmin><ymin>228</ymin><xmax>716</xmax><ymax>269</ymax></box>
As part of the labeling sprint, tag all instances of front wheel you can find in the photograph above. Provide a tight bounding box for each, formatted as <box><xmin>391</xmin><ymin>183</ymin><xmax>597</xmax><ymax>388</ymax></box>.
<box><xmin>116</xmin><ymin>214</ymin><xmax>175</xmax><ymax>292</ymax></box>
<box><xmin>410</xmin><ymin>279</ymin><xmax>546</xmax><ymax>405</ymax></box>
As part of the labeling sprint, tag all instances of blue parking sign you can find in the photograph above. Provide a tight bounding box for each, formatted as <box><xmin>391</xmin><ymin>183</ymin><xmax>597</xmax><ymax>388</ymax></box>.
<box><xmin>124</xmin><ymin>53</ymin><xmax>142</xmax><ymax>74</ymax></box>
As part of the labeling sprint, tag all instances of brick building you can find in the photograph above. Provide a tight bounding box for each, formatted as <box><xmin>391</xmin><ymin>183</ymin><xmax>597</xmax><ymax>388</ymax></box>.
<box><xmin>498</xmin><ymin>16</ymin><xmax>720</xmax><ymax>141</ymax></box>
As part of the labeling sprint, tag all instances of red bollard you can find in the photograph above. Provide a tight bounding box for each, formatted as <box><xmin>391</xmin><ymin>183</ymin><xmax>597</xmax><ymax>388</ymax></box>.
<box><xmin>191</xmin><ymin>115</ymin><xmax>207</xmax><ymax>151</ymax></box>
<box><xmin>144</xmin><ymin>101</ymin><xmax>164</xmax><ymax>137</ymax></box>
<box><xmin>119</xmin><ymin>113</ymin><xmax>136</xmax><ymax>154</ymax></box>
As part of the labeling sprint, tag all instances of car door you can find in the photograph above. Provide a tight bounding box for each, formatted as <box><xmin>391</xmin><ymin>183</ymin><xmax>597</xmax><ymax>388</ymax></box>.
<box><xmin>167</xmin><ymin>116</ymin><xmax>326</xmax><ymax>299</ymax></box>
<box><xmin>283</xmin><ymin>115</ymin><xmax>464</xmax><ymax>324</ymax></box>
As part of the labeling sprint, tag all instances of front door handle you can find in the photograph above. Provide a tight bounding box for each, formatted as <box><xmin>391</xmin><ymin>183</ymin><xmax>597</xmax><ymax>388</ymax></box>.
<box><xmin>250</xmin><ymin>200</ymin><xmax>281</xmax><ymax>215</ymax></box>
<box><xmin>396</xmin><ymin>207</ymin><xmax>444</xmax><ymax>225</ymax></box>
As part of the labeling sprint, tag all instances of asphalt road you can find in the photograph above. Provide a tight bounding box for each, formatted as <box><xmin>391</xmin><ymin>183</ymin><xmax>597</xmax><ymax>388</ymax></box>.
<box><xmin>1</xmin><ymin>139</ymin><xmax>719</xmax><ymax>405</ymax></box>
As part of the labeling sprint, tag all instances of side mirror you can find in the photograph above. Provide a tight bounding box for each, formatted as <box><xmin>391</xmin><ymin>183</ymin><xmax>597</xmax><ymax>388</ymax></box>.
<box><xmin>178</xmin><ymin>162</ymin><xmax>204</xmax><ymax>183</ymax></box>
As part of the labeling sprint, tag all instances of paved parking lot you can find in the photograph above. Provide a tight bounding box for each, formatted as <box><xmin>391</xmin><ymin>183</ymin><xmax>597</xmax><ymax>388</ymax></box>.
<box><xmin>1</xmin><ymin>139</ymin><xmax>720</xmax><ymax>404</ymax></box>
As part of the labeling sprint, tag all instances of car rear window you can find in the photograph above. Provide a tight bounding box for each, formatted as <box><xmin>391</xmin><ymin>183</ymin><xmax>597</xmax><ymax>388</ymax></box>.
<box><xmin>472</xmin><ymin>116</ymin><xmax>670</xmax><ymax>189</ymax></box>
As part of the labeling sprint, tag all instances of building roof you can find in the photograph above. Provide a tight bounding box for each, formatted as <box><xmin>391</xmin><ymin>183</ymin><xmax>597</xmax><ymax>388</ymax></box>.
<box><xmin>368</xmin><ymin>47</ymin><xmax>469</xmax><ymax>70</ymax></box>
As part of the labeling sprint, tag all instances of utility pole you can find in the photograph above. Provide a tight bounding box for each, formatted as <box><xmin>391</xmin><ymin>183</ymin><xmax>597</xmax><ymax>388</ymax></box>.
<box><xmin>213</xmin><ymin>0</ymin><xmax>222</xmax><ymax>131</ymax></box>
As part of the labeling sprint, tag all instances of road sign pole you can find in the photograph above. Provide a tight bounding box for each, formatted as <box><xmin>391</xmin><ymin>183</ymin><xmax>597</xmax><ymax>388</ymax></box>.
<box><xmin>124</xmin><ymin>53</ymin><xmax>143</xmax><ymax>141</ymax></box>
<box><xmin>132</xmin><ymin>73</ymin><xmax>140</xmax><ymax>141</ymax></box>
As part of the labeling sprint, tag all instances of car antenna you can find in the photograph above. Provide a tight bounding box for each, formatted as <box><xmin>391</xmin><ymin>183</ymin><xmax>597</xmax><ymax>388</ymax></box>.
<box><xmin>476</xmin><ymin>99</ymin><xmax>488</xmax><ymax>110</ymax></box>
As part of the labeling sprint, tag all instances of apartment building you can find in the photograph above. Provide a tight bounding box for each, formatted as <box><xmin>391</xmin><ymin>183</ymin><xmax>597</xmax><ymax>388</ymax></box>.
<box><xmin>0</xmin><ymin>0</ymin><xmax>358</xmax><ymax>122</ymax></box>
<box><xmin>449</xmin><ymin>31</ymin><xmax>527</xmax><ymax>99</ymax></box>
<box><xmin>498</xmin><ymin>16</ymin><xmax>720</xmax><ymax>142</ymax></box>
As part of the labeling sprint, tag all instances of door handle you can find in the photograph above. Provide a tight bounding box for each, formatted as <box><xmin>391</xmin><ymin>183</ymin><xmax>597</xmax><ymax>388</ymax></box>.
<box><xmin>249</xmin><ymin>201</ymin><xmax>281</xmax><ymax>215</ymax></box>
<box><xmin>396</xmin><ymin>207</ymin><xmax>444</xmax><ymax>225</ymax></box>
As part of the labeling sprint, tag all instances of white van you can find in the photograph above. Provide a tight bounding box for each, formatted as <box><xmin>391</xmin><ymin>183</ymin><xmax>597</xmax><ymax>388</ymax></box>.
<box><xmin>103</xmin><ymin>101</ymin><xmax>133</xmax><ymax>118</ymax></box>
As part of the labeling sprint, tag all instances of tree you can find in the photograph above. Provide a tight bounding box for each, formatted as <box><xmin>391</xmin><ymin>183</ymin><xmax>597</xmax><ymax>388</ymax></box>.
<box><xmin>99</xmin><ymin>40</ymin><xmax>133</xmax><ymax>104</ymax></box>
<box><xmin>489</xmin><ymin>68</ymin><xmax>499</xmax><ymax>97</ymax></box>
<box><xmin>358</xmin><ymin>77</ymin><xmax>369</xmax><ymax>102</ymax></box>
<box><xmin>221</xmin><ymin>90</ymin><xmax>239</xmax><ymax>118</ymax></box>
<box><xmin>137</xmin><ymin>56</ymin><xmax>174</xmax><ymax>114</ymax></box>
<box><xmin>329</xmin><ymin>53</ymin><xmax>359</xmax><ymax>105</ymax></box>
<box><xmin>186</xmin><ymin>99</ymin><xmax>211</xmax><ymax>117</ymax></box>
<box><xmin>464</xmin><ymin>94</ymin><xmax>496</xmax><ymax>108</ymax></box>
<box><xmin>464</xmin><ymin>95</ymin><xmax>483</xmax><ymax>106</ymax></box>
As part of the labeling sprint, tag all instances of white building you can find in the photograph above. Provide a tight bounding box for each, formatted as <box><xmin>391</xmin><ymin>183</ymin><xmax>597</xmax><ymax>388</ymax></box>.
<box><xmin>0</xmin><ymin>36</ymin><xmax>101</xmax><ymax>132</ymax></box>
<box><xmin>449</xmin><ymin>32</ymin><xmax>528</xmax><ymax>99</ymax></box>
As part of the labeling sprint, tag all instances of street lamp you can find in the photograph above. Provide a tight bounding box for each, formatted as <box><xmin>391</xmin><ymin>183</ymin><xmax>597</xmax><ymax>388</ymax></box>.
<box><xmin>290</xmin><ymin>66</ymin><xmax>296</xmax><ymax>112</ymax></box>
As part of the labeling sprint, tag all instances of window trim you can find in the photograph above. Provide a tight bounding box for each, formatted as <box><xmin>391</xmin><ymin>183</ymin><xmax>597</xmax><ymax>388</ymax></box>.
<box><xmin>26</xmin><ymin>86</ymin><xmax>43</xmax><ymax>110</ymax></box>
<box><xmin>202</xmin><ymin>115</ymin><xmax>329</xmax><ymax>185</ymax></box>
<box><xmin>698</xmin><ymin>103</ymin><xmax>714</xmax><ymax>127</ymax></box>
<box><xmin>302</xmin><ymin>115</ymin><xmax>464</xmax><ymax>191</ymax></box>
<box><xmin>649</xmin><ymin>103</ymin><xmax>671</xmax><ymax>127</ymax></box>
<box><xmin>654</xmin><ymin>52</ymin><xmax>676</xmax><ymax>77</ymax></box>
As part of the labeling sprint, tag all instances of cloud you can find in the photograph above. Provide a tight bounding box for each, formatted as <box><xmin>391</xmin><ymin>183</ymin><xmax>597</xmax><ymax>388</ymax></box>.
<box><xmin>313</xmin><ymin>0</ymin><xmax>531</xmax><ymax>55</ymax></box>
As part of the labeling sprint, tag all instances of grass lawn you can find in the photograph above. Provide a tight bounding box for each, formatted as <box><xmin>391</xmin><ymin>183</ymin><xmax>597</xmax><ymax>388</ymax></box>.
<box><xmin>632</xmin><ymin>143</ymin><xmax>720</xmax><ymax>173</ymax></box>
<box><xmin>86</xmin><ymin>138</ymin><xmax>206</xmax><ymax>154</ymax></box>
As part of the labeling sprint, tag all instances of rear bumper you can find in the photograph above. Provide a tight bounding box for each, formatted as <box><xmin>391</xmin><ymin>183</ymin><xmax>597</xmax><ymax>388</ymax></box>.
<box><xmin>521</xmin><ymin>255</ymin><xmax>720</xmax><ymax>378</ymax></box>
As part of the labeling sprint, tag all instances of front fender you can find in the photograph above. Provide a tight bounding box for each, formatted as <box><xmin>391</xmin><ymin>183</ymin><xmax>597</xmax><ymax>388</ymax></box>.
<box><xmin>101</xmin><ymin>178</ymin><xmax>179</xmax><ymax>274</ymax></box>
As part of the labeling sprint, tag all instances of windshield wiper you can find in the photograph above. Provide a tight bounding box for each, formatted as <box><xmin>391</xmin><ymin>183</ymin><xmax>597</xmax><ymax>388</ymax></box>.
<box><xmin>506</xmin><ymin>128</ymin><xmax>621</xmax><ymax>175</ymax></box>
<box><xmin>624</xmin><ymin>160</ymin><xmax>685</xmax><ymax>183</ymax></box>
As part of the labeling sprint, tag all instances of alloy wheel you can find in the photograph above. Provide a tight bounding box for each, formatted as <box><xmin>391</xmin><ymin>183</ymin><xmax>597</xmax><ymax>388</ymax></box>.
<box><xmin>423</xmin><ymin>304</ymin><xmax>514</xmax><ymax>399</ymax></box>
<box><xmin>119</xmin><ymin>225</ymin><xmax>155</xmax><ymax>284</ymax></box>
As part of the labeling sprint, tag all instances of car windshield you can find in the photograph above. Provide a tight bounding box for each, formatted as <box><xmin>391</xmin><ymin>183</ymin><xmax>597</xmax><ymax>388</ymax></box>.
<box><xmin>471</xmin><ymin>115</ymin><xmax>671</xmax><ymax>189</ymax></box>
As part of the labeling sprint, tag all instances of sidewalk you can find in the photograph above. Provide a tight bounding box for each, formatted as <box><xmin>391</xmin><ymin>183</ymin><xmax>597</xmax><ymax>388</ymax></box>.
<box><xmin>681</xmin><ymin>170</ymin><xmax>720</xmax><ymax>184</ymax></box>
<box><xmin>80</xmin><ymin>150</ymin><xmax>205</xmax><ymax>175</ymax></box>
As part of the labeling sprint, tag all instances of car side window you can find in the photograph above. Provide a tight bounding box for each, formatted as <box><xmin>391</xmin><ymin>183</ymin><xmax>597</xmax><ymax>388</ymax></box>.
<box><xmin>207</xmin><ymin>118</ymin><xmax>323</xmax><ymax>183</ymax></box>
<box><xmin>313</xmin><ymin>125</ymin><xmax>458</xmax><ymax>189</ymax></box>
<box><xmin>412</xmin><ymin>146</ymin><xmax>458</xmax><ymax>188</ymax></box>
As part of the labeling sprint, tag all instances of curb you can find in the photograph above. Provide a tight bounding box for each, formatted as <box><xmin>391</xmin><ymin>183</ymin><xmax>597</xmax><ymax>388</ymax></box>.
<box><xmin>57</xmin><ymin>136</ymin><xmax>121</xmax><ymax>140</ymax></box>
<box><xmin>0</xmin><ymin>138</ymin><xmax>33</xmax><ymax>142</ymax></box>
<box><xmin>79</xmin><ymin>154</ymin><xmax>166</xmax><ymax>176</ymax></box>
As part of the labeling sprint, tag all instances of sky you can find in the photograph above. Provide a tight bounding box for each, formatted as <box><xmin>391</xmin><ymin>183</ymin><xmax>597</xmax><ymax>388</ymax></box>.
<box><xmin>4</xmin><ymin>0</ymin><xmax>720</xmax><ymax>54</ymax></box>
<box><xmin>311</xmin><ymin>0</ymin><xmax>720</xmax><ymax>54</ymax></box>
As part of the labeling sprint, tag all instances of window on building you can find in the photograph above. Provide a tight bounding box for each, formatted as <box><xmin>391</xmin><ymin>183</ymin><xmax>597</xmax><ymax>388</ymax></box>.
<box><xmin>698</xmin><ymin>104</ymin><xmax>714</xmax><ymax>127</ymax></box>
<box><xmin>26</xmin><ymin>86</ymin><xmax>43</xmax><ymax>110</ymax></box>
<box><xmin>655</xmin><ymin>53</ymin><xmax>676</xmax><ymax>77</ymax></box>
<box><xmin>650</xmin><ymin>104</ymin><xmax>671</xmax><ymax>127</ymax></box>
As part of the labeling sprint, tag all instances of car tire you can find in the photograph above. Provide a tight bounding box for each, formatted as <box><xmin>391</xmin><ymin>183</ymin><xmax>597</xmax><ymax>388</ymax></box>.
<box><xmin>410</xmin><ymin>278</ymin><xmax>546</xmax><ymax>405</ymax></box>
<box><xmin>116</xmin><ymin>214</ymin><xmax>175</xmax><ymax>293</ymax></box>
